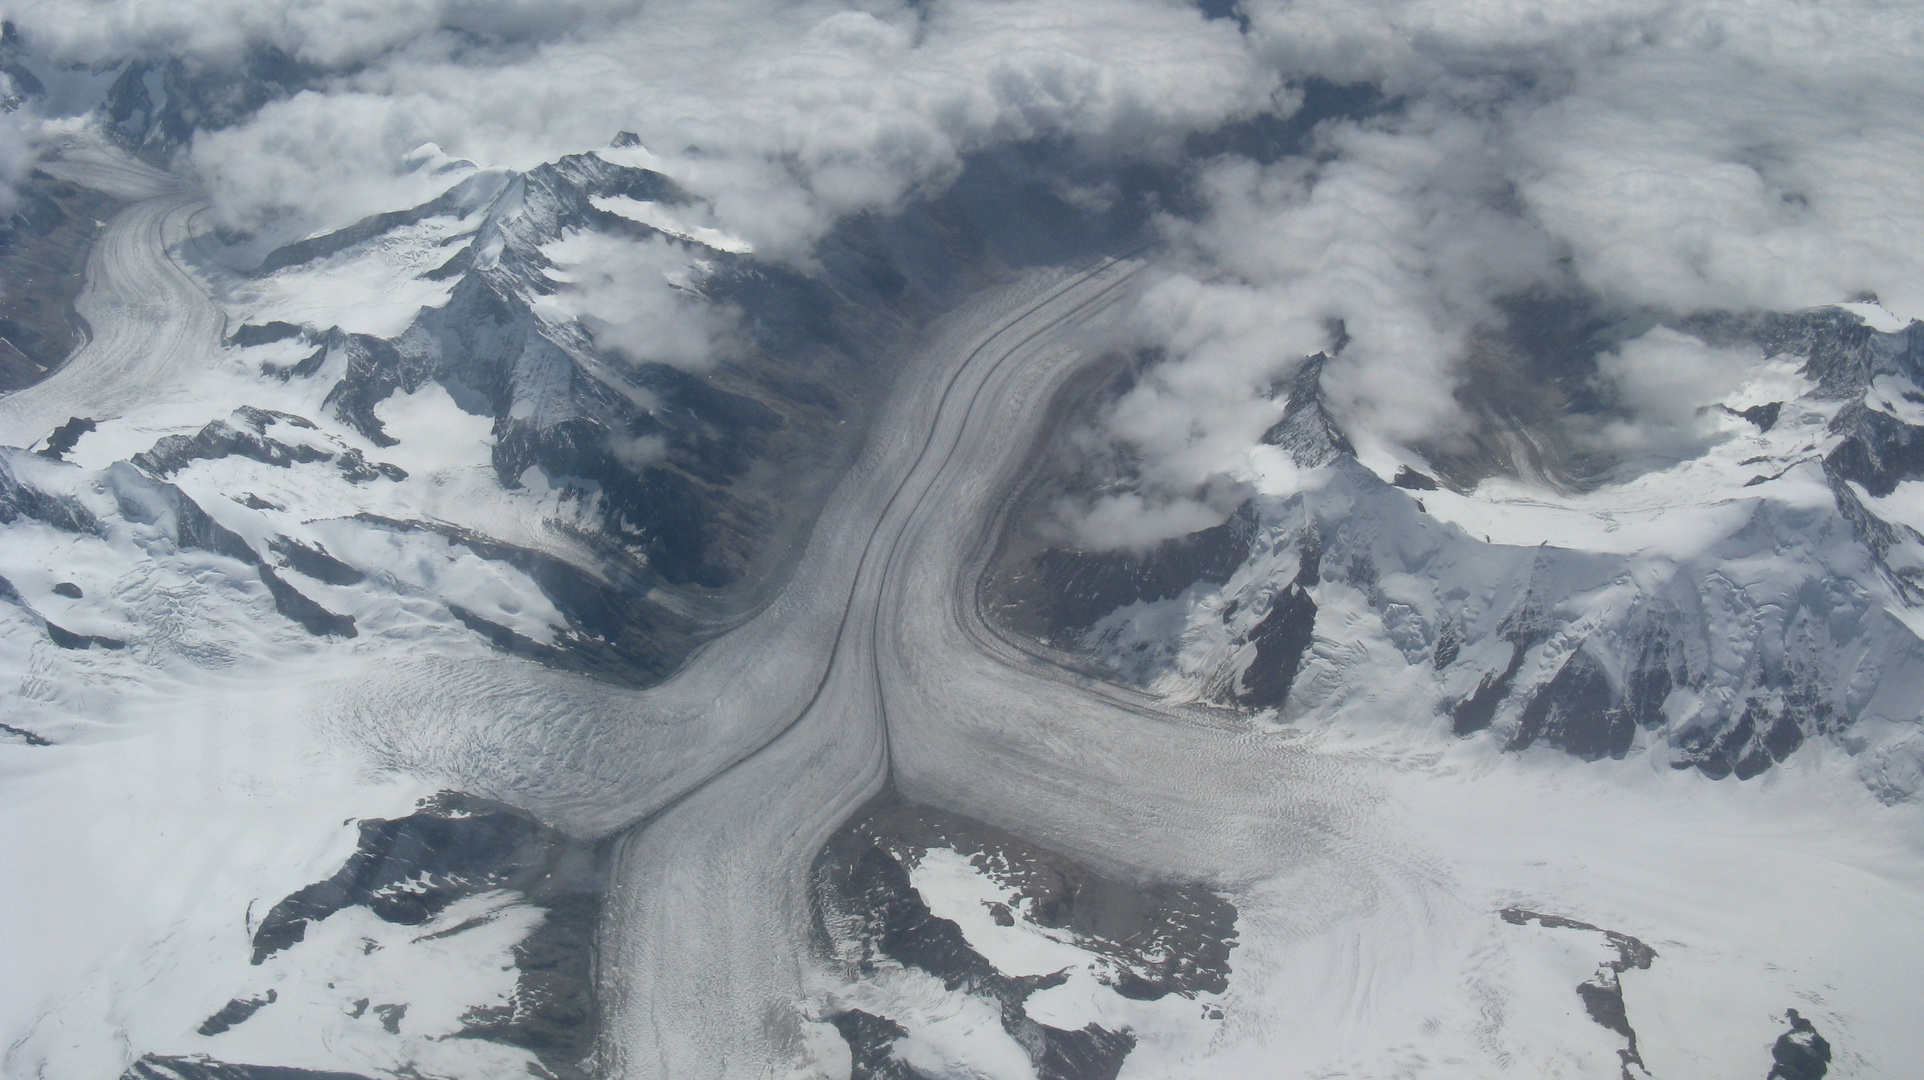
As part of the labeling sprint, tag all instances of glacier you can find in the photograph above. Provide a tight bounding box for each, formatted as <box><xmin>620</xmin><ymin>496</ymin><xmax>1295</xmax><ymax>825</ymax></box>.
<box><xmin>0</xmin><ymin>113</ymin><xmax>1921</xmax><ymax>1080</ymax></box>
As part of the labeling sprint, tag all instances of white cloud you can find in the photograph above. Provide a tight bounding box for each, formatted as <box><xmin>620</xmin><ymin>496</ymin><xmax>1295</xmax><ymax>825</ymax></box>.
<box><xmin>14</xmin><ymin>0</ymin><xmax>1924</xmax><ymax>533</ymax></box>
<box><xmin>1589</xmin><ymin>326</ymin><xmax>1757</xmax><ymax>457</ymax></box>
<box><xmin>12</xmin><ymin>0</ymin><xmax>1275</xmax><ymax>256</ymax></box>
<box><xmin>6</xmin><ymin>0</ymin><xmax>624</xmax><ymax>69</ymax></box>
<box><xmin>0</xmin><ymin>104</ymin><xmax>41</xmax><ymax>218</ymax></box>
<box><xmin>1515</xmin><ymin>20</ymin><xmax>1924</xmax><ymax>320</ymax></box>
<box><xmin>540</xmin><ymin>229</ymin><xmax>740</xmax><ymax>372</ymax></box>
<box><xmin>1108</xmin><ymin>103</ymin><xmax>1562</xmax><ymax>510</ymax></box>
<box><xmin>1086</xmin><ymin>0</ymin><xmax>1924</xmax><ymax>529</ymax></box>
<box><xmin>1064</xmin><ymin>490</ymin><xmax>1226</xmax><ymax>552</ymax></box>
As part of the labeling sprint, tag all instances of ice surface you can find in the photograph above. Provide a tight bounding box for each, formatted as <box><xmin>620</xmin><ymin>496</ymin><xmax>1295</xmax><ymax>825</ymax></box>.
<box><xmin>3</xmin><ymin>131</ymin><xmax>1921</xmax><ymax>1080</ymax></box>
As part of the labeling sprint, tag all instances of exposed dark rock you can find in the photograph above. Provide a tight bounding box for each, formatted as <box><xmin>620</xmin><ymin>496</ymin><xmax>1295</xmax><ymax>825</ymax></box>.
<box><xmin>1767</xmin><ymin>1009</ymin><xmax>1832</xmax><ymax>1080</ymax></box>
<box><xmin>51</xmin><ymin>581</ymin><xmax>81</xmax><ymax>598</ymax></box>
<box><xmin>490</xmin><ymin>410</ymin><xmax>726</xmax><ymax>589</ymax></box>
<box><xmin>0</xmin><ymin>23</ymin><xmax>39</xmax><ymax>105</ymax></box>
<box><xmin>135</xmin><ymin>419</ymin><xmax>327</xmax><ymax>475</ymax></box>
<box><xmin>1451</xmin><ymin>642</ymin><xmax>1529</xmax><ymax>735</ymax></box>
<box><xmin>1509</xmin><ymin>648</ymin><xmax>1635</xmax><ymax>760</ymax></box>
<box><xmin>0</xmin><ymin>570</ymin><xmax>125</xmax><ymax>651</ymax></box>
<box><xmin>1739</xmin><ymin>402</ymin><xmax>1783</xmax><ymax>432</ymax></box>
<box><xmin>36</xmin><ymin>416</ymin><xmax>95</xmax><ymax>460</ymax></box>
<box><xmin>1294</xmin><ymin>528</ymin><xmax>1324</xmax><ymax>588</ymax></box>
<box><xmin>1828</xmin><ymin>474</ymin><xmax>1924</xmax><ymax>603</ymax></box>
<box><xmin>1040</xmin><ymin>1024</ymin><xmax>1136</xmax><ymax>1080</ymax></box>
<box><xmin>985</xmin><ymin>503</ymin><xmax>1257</xmax><ymax>642</ymax></box>
<box><xmin>268</xmin><ymin>538</ymin><xmax>365</xmax><ymax>586</ymax></box>
<box><xmin>102</xmin><ymin>47</ymin><xmax>327</xmax><ymax>163</ymax></box>
<box><xmin>355</xmin><ymin>513</ymin><xmax>696</xmax><ymax>688</ymax></box>
<box><xmin>106</xmin><ymin>473</ymin><xmax>357</xmax><ymax>638</ymax></box>
<box><xmin>0</xmin><ymin>720</ymin><xmax>51</xmax><ymax>746</ymax></box>
<box><xmin>133</xmin><ymin>406</ymin><xmax>402</xmax><ymax>485</ymax></box>
<box><xmin>422</xmin><ymin>244</ymin><xmax>472</xmax><ymax>281</ymax></box>
<box><xmin>197</xmin><ymin>991</ymin><xmax>276</xmax><ymax>1036</ymax></box>
<box><xmin>258</xmin><ymin>567</ymin><xmax>356</xmax><ymax>638</ymax></box>
<box><xmin>1262</xmin><ymin>353</ymin><xmax>1354</xmax><ymax>469</ymax></box>
<box><xmin>254</xmin><ymin>173</ymin><xmax>507</xmax><ymax>276</ymax></box>
<box><xmin>1391</xmin><ymin>465</ymin><xmax>1439</xmax><ymax>490</ymax></box>
<box><xmin>0</xmin><ymin>454</ymin><xmax>101</xmax><ymax>534</ymax></box>
<box><xmin>251</xmin><ymin>792</ymin><xmax>602</xmax><ymax>1079</ymax></box>
<box><xmin>816</xmin><ymin>798</ymin><xmax>1234</xmax><ymax>1080</ymax></box>
<box><xmin>317</xmin><ymin>329</ymin><xmax>429</xmax><ymax>447</ymax></box>
<box><xmin>247</xmin><ymin>139</ymin><xmax>1182</xmax><ymax>695</ymax></box>
<box><xmin>456</xmin><ymin>890</ymin><xmax>599</xmax><ymax>1075</ymax></box>
<box><xmin>44</xmin><ymin>621</ymin><xmax>127</xmax><ymax>650</ymax></box>
<box><xmin>371</xmin><ymin>1003</ymin><xmax>405</xmax><ymax>1035</ymax></box>
<box><xmin>830</xmin><ymin>1010</ymin><xmax>921</xmax><ymax>1080</ymax></box>
<box><xmin>1621</xmin><ymin>629</ymin><xmax>1679</xmax><ymax>731</ymax></box>
<box><xmin>1695</xmin><ymin>312</ymin><xmax>1924</xmax><ymax>601</ymax></box>
<box><xmin>1674</xmin><ymin>690</ymin><xmax>1818</xmax><ymax>780</ymax></box>
<box><xmin>1501</xmin><ymin>909</ymin><xmax>1656</xmax><ymax>1080</ymax></box>
<box><xmin>233</xmin><ymin>407</ymin><xmax>316</xmax><ymax>431</ymax></box>
<box><xmin>1686</xmin><ymin>307</ymin><xmax>1891</xmax><ymax>401</ymax></box>
<box><xmin>1449</xmin><ymin>558</ymin><xmax>1590</xmax><ymax>737</ymax></box>
<box><xmin>224</xmin><ymin>321</ymin><xmax>305</xmax><ymax>347</ymax></box>
<box><xmin>1825</xmin><ymin>399</ymin><xmax>1924</xmax><ymax>499</ymax></box>
<box><xmin>1233</xmin><ymin>584</ymin><xmax>1317</xmax><ymax>710</ymax></box>
<box><xmin>262</xmin><ymin>149</ymin><xmax>908</xmax><ymax>614</ymax></box>
<box><xmin>835</xmin><ymin>841</ymin><xmax>1013</xmax><ymax>992</ymax></box>
<box><xmin>1432</xmin><ymin>620</ymin><xmax>1462</xmax><ymax>670</ymax></box>
<box><xmin>0</xmin><ymin>173</ymin><xmax>121</xmax><ymax>393</ymax></box>
<box><xmin>1574</xmin><ymin>967</ymin><xmax>1632</xmax><ymax>1042</ymax></box>
<box><xmin>107</xmin><ymin>467</ymin><xmax>256</xmax><ymax>565</ymax></box>
<box><xmin>122</xmin><ymin>1057</ymin><xmax>374</xmax><ymax>1080</ymax></box>
<box><xmin>819</xmin><ymin>838</ymin><xmax>1132</xmax><ymax>1080</ymax></box>
<box><xmin>263</xmin><ymin>345</ymin><xmax>327</xmax><ymax>381</ymax></box>
<box><xmin>253</xmin><ymin>793</ymin><xmax>586</xmax><ymax>959</ymax></box>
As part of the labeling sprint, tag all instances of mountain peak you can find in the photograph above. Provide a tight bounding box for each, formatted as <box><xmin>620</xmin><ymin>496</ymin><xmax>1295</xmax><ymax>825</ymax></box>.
<box><xmin>1262</xmin><ymin>352</ymin><xmax>1354</xmax><ymax>468</ymax></box>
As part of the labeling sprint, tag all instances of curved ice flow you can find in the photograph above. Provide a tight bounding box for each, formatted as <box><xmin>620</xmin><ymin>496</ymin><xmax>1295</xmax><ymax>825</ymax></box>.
<box><xmin>8</xmin><ymin>137</ymin><xmax>1436</xmax><ymax>1075</ymax></box>
<box><xmin>593</xmin><ymin>260</ymin><xmax>1161</xmax><ymax>1078</ymax></box>
<box><xmin>0</xmin><ymin>137</ymin><xmax>217</xmax><ymax>447</ymax></box>
<box><xmin>324</xmin><ymin>264</ymin><xmax>1152</xmax><ymax>836</ymax></box>
<box><xmin>590</xmin><ymin>254</ymin><xmax>1444</xmax><ymax>1078</ymax></box>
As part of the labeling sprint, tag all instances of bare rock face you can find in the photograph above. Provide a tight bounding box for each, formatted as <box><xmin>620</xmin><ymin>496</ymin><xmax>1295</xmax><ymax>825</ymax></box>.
<box><xmin>982</xmin><ymin>302</ymin><xmax>1924</xmax><ymax>789</ymax></box>
<box><xmin>814</xmin><ymin>798</ymin><xmax>1237</xmax><ymax>1080</ymax></box>
<box><xmin>0</xmin><ymin>176</ymin><xmax>122</xmax><ymax>393</ymax></box>
<box><xmin>1261</xmin><ymin>352</ymin><xmax>1354</xmax><ymax>469</ymax></box>
<box><xmin>172</xmin><ymin>793</ymin><xmax>606</xmax><ymax>1080</ymax></box>
<box><xmin>123</xmin><ymin>1058</ymin><xmax>375</xmax><ymax>1080</ymax></box>
<box><xmin>1767</xmin><ymin>1009</ymin><xmax>1833</xmax><ymax>1080</ymax></box>
<box><xmin>1502</xmin><ymin>909</ymin><xmax>1658</xmax><ymax>1080</ymax></box>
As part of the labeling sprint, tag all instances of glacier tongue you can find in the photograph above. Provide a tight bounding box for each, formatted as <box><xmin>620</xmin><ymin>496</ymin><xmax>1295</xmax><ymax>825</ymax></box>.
<box><xmin>6</xmin><ymin>126</ymin><xmax>1924</xmax><ymax>1080</ymax></box>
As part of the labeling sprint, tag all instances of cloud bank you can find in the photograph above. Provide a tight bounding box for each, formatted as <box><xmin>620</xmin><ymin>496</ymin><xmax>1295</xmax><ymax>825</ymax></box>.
<box><xmin>1069</xmin><ymin>0</ymin><xmax>1924</xmax><ymax>543</ymax></box>
<box><xmin>5</xmin><ymin>0</ymin><xmax>1922</xmax><ymax>545</ymax></box>
<box><xmin>8</xmin><ymin>0</ymin><xmax>1277</xmax><ymax>255</ymax></box>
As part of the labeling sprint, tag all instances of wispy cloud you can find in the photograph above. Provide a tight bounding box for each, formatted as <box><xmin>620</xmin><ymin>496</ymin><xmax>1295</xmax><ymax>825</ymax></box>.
<box><xmin>8</xmin><ymin>0</ymin><xmax>1921</xmax><ymax>542</ymax></box>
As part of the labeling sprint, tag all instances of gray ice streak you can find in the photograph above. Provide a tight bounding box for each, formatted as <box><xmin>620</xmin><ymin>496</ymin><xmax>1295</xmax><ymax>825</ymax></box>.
<box><xmin>3</xmin><ymin>0</ymin><xmax>1924</xmax><ymax>1076</ymax></box>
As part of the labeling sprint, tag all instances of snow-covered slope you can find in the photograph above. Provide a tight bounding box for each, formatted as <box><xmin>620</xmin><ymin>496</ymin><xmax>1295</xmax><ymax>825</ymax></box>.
<box><xmin>0</xmin><ymin>129</ymin><xmax>946</xmax><ymax>1079</ymax></box>
<box><xmin>1003</xmin><ymin>306</ymin><xmax>1924</xmax><ymax>795</ymax></box>
<box><xmin>6</xmin><ymin>119</ymin><xmax>1924</xmax><ymax>1080</ymax></box>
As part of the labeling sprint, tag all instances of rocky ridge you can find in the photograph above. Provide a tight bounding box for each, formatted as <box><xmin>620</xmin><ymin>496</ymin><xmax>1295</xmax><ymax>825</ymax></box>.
<box><xmin>988</xmin><ymin>308</ymin><xmax>1924</xmax><ymax>791</ymax></box>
